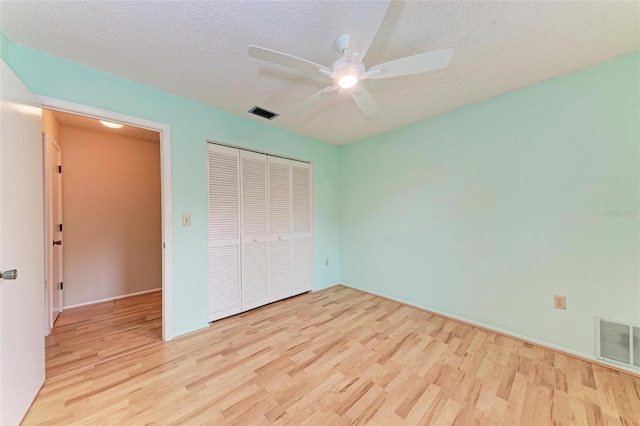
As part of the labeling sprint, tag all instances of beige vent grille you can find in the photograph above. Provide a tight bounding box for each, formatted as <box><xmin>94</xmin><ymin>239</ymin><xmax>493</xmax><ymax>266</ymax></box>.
<box><xmin>596</xmin><ymin>317</ymin><xmax>640</xmax><ymax>370</ymax></box>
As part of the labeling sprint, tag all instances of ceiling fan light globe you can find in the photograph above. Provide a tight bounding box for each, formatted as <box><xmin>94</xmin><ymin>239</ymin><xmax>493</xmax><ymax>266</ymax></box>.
<box><xmin>338</xmin><ymin>74</ymin><xmax>358</xmax><ymax>89</ymax></box>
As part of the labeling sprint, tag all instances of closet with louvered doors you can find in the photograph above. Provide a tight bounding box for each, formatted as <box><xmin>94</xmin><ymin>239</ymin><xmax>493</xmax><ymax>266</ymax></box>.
<box><xmin>207</xmin><ymin>143</ymin><xmax>313</xmax><ymax>322</ymax></box>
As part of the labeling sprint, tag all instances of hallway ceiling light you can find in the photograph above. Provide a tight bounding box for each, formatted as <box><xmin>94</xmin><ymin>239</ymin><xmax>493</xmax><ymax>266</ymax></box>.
<box><xmin>100</xmin><ymin>120</ymin><xmax>123</xmax><ymax>129</ymax></box>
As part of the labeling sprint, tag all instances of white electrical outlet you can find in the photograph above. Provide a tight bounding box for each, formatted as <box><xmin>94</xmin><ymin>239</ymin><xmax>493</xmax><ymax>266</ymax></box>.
<box><xmin>553</xmin><ymin>295</ymin><xmax>566</xmax><ymax>310</ymax></box>
<box><xmin>182</xmin><ymin>214</ymin><xmax>191</xmax><ymax>226</ymax></box>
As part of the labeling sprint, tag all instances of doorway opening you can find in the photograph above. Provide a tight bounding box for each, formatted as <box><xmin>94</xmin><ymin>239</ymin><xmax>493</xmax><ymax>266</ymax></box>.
<box><xmin>42</xmin><ymin>107</ymin><xmax>167</xmax><ymax>378</ymax></box>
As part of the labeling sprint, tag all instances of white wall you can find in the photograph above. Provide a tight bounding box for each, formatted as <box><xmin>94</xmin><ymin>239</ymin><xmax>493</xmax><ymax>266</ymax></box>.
<box><xmin>60</xmin><ymin>125</ymin><xmax>162</xmax><ymax>307</ymax></box>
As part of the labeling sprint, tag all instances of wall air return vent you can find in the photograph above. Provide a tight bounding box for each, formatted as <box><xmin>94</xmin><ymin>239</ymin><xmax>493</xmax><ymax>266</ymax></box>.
<box><xmin>596</xmin><ymin>317</ymin><xmax>640</xmax><ymax>370</ymax></box>
<box><xmin>248</xmin><ymin>106</ymin><xmax>279</xmax><ymax>120</ymax></box>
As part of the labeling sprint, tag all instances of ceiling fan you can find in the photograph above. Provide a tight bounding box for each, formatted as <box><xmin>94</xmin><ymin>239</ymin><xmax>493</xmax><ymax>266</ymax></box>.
<box><xmin>248</xmin><ymin>0</ymin><xmax>453</xmax><ymax>116</ymax></box>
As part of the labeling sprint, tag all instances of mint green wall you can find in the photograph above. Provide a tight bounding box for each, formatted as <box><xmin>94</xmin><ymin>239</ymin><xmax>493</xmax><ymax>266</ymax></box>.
<box><xmin>5</xmin><ymin>43</ymin><xmax>341</xmax><ymax>337</ymax></box>
<box><xmin>340</xmin><ymin>53</ymin><xmax>640</xmax><ymax>358</ymax></box>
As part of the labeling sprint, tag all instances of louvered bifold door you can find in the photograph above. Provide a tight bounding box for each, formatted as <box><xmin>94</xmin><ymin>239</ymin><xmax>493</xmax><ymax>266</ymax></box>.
<box><xmin>291</xmin><ymin>161</ymin><xmax>313</xmax><ymax>295</ymax></box>
<box><xmin>207</xmin><ymin>144</ymin><xmax>241</xmax><ymax>322</ymax></box>
<box><xmin>268</xmin><ymin>157</ymin><xmax>292</xmax><ymax>302</ymax></box>
<box><xmin>240</xmin><ymin>151</ymin><xmax>269</xmax><ymax>311</ymax></box>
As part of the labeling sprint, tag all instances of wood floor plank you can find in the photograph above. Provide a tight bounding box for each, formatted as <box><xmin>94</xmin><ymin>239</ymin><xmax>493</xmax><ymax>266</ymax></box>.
<box><xmin>24</xmin><ymin>285</ymin><xmax>640</xmax><ymax>425</ymax></box>
<box><xmin>45</xmin><ymin>291</ymin><xmax>162</xmax><ymax>378</ymax></box>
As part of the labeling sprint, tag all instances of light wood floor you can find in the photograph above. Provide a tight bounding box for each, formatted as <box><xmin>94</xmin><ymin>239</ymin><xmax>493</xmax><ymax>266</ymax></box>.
<box><xmin>26</xmin><ymin>286</ymin><xmax>639</xmax><ymax>425</ymax></box>
<box><xmin>46</xmin><ymin>291</ymin><xmax>162</xmax><ymax>378</ymax></box>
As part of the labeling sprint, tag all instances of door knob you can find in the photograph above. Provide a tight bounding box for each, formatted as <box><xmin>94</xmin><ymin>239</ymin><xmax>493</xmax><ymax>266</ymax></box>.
<box><xmin>53</xmin><ymin>240</ymin><xmax>62</xmax><ymax>246</ymax></box>
<box><xmin>0</xmin><ymin>269</ymin><xmax>18</xmax><ymax>280</ymax></box>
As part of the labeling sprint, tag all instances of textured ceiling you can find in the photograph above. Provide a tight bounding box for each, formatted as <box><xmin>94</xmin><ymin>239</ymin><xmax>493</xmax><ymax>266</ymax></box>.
<box><xmin>2</xmin><ymin>1</ymin><xmax>639</xmax><ymax>145</ymax></box>
<box><xmin>51</xmin><ymin>110</ymin><xmax>160</xmax><ymax>142</ymax></box>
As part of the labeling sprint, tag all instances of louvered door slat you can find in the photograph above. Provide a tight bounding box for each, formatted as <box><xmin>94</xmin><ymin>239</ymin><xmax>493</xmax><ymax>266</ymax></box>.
<box><xmin>268</xmin><ymin>157</ymin><xmax>292</xmax><ymax>302</ymax></box>
<box><xmin>207</xmin><ymin>144</ymin><xmax>241</xmax><ymax>321</ymax></box>
<box><xmin>291</xmin><ymin>160</ymin><xmax>312</xmax><ymax>294</ymax></box>
<box><xmin>241</xmin><ymin>151</ymin><xmax>269</xmax><ymax>310</ymax></box>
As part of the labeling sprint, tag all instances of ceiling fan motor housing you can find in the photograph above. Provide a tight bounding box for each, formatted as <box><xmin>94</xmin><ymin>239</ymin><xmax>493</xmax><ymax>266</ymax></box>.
<box><xmin>332</xmin><ymin>60</ymin><xmax>365</xmax><ymax>78</ymax></box>
<box><xmin>335</xmin><ymin>33</ymin><xmax>351</xmax><ymax>53</ymax></box>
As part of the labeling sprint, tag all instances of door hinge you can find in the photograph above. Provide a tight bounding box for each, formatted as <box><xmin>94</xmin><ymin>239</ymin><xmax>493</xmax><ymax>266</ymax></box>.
<box><xmin>58</xmin><ymin>223</ymin><xmax>63</xmax><ymax>232</ymax></box>
<box><xmin>58</xmin><ymin>165</ymin><xmax>62</xmax><ymax>173</ymax></box>
<box><xmin>59</xmin><ymin>282</ymin><xmax>63</xmax><ymax>290</ymax></box>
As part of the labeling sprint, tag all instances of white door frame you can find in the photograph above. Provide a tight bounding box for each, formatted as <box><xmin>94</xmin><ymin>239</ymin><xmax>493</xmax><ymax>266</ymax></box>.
<box><xmin>37</xmin><ymin>96</ymin><xmax>173</xmax><ymax>341</ymax></box>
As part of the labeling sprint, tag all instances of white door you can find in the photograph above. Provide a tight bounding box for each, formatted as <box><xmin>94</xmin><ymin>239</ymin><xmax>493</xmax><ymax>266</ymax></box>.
<box><xmin>0</xmin><ymin>60</ymin><xmax>46</xmax><ymax>424</ymax></box>
<box><xmin>51</xmin><ymin>141</ymin><xmax>63</xmax><ymax>319</ymax></box>
<box><xmin>291</xmin><ymin>161</ymin><xmax>313</xmax><ymax>295</ymax></box>
<box><xmin>207</xmin><ymin>144</ymin><xmax>241</xmax><ymax>322</ymax></box>
<box><xmin>240</xmin><ymin>150</ymin><xmax>269</xmax><ymax>311</ymax></box>
<box><xmin>45</xmin><ymin>135</ymin><xmax>63</xmax><ymax>329</ymax></box>
<box><xmin>267</xmin><ymin>157</ymin><xmax>292</xmax><ymax>302</ymax></box>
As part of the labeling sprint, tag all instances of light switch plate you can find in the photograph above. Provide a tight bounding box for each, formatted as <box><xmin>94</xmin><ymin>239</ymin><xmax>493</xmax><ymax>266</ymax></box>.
<box><xmin>182</xmin><ymin>214</ymin><xmax>191</xmax><ymax>226</ymax></box>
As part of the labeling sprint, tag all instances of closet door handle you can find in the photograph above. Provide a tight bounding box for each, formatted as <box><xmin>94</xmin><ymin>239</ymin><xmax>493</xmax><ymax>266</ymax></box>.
<box><xmin>278</xmin><ymin>235</ymin><xmax>289</xmax><ymax>241</ymax></box>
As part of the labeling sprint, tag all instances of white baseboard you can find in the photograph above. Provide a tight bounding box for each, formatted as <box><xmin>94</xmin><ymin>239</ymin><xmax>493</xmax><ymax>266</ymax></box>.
<box><xmin>339</xmin><ymin>283</ymin><xmax>640</xmax><ymax>377</ymax></box>
<box><xmin>63</xmin><ymin>288</ymin><xmax>161</xmax><ymax>309</ymax></box>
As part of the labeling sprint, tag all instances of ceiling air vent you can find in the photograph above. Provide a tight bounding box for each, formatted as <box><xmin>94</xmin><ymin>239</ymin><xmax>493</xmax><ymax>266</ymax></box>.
<box><xmin>248</xmin><ymin>106</ymin><xmax>279</xmax><ymax>120</ymax></box>
<box><xmin>596</xmin><ymin>317</ymin><xmax>640</xmax><ymax>370</ymax></box>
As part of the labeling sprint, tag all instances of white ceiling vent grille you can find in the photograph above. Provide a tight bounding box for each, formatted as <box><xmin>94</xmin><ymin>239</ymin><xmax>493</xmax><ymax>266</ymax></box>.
<box><xmin>596</xmin><ymin>317</ymin><xmax>640</xmax><ymax>370</ymax></box>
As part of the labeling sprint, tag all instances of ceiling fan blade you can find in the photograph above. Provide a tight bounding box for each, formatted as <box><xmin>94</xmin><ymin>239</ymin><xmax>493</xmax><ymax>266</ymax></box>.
<box><xmin>291</xmin><ymin>86</ymin><xmax>336</xmax><ymax>113</ymax></box>
<box><xmin>368</xmin><ymin>48</ymin><xmax>453</xmax><ymax>80</ymax></box>
<box><xmin>350</xmin><ymin>85</ymin><xmax>380</xmax><ymax>116</ymax></box>
<box><xmin>249</xmin><ymin>45</ymin><xmax>331</xmax><ymax>74</ymax></box>
<box><xmin>347</xmin><ymin>0</ymin><xmax>391</xmax><ymax>62</ymax></box>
